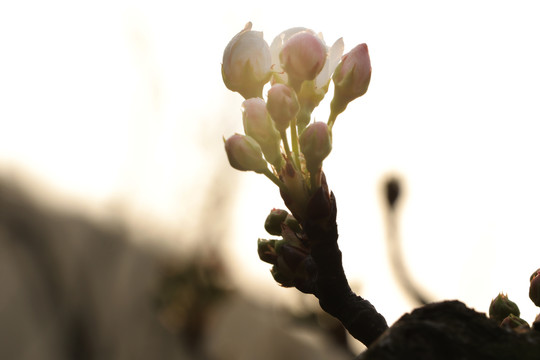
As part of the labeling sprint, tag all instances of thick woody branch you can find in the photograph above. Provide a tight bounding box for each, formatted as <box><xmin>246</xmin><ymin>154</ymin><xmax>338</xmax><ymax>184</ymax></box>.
<box><xmin>299</xmin><ymin>183</ymin><xmax>388</xmax><ymax>347</ymax></box>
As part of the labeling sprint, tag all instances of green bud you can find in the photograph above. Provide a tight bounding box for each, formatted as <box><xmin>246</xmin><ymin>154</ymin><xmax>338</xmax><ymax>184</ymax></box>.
<box><xmin>500</xmin><ymin>314</ymin><xmax>530</xmax><ymax>331</ymax></box>
<box><xmin>224</xmin><ymin>134</ymin><xmax>268</xmax><ymax>173</ymax></box>
<box><xmin>299</xmin><ymin>121</ymin><xmax>332</xmax><ymax>174</ymax></box>
<box><xmin>283</xmin><ymin>215</ymin><xmax>301</xmax><ymax>233</ymax></box>
<box><xmin>489</xmin><ymin>293</ymin><xmax>520</xmax><ymax>324</ymax></box>
<box><xmin>529</xmin><ymin>268</ymin><xmax>540</xmax><ymax>307</ymax></box>
<box><xmin>271</xmin><ymin>264</ymin><xmax>295</xmax><ymax>287</ymax></box>
<box><xmin>257</xmin><ymin>239</ymin><xmax>277</xmax><ymax>265</ymax></box>
<box><xmin>264</xmin><ymin>209</ymin><xmax>289</xmax><ymax>236</ymax></box>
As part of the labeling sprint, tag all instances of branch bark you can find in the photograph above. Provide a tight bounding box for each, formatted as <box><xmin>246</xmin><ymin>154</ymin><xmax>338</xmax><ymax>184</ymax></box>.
<box><xmin>297</xmin><ymin>179</ymin><xmax>388</xmax><ymax>347</ymax></box>
<box><xmin>356</xmin><ymin>300</ymin><xmax>540</xmax><ymax>359</ymax></box>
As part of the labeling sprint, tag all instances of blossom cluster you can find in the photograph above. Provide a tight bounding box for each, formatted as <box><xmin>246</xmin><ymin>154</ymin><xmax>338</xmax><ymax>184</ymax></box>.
<box><xmin>223</xmin><ymin>22</ymin><xmax>370</xmax><ymax>214</ymax></box>
<box><xmin>222</xmin><ymin>23</ymin><xmax>371</xmax><ymax>287</ymax></box>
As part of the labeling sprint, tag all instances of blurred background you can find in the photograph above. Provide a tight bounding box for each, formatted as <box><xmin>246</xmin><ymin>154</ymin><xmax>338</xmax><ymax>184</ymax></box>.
<box><xmin>1</xmin><ymin>0</ymin><xmax>540</xmax><ymax>358</ymax></box>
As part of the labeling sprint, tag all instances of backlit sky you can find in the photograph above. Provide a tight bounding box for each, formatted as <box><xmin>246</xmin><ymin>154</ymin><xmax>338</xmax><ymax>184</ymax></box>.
<box><xmin>1</xmin><ymin>0</ymin><xmax>540</xmax><ymax>332</ymax></box>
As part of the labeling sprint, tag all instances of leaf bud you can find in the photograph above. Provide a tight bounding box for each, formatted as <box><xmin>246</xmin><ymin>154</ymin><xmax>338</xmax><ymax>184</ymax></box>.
<box><xmin>489</xmin><ymin>293</ymin><xmax>520</xmax><ymax>324</ymax></box>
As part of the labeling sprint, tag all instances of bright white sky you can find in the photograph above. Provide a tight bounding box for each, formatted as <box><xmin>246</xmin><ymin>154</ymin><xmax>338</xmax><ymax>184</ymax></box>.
<box><xmin>1</xmin><ymin>0</ymin><xmax>540</xmax><ymax>335</ymax></box>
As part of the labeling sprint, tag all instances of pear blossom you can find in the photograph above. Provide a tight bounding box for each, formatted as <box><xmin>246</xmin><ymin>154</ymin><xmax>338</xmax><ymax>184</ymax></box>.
<box><xmin>222</xmin><ymin>22</ymin><xmax>272</xmax><ymax>99</ymax></box>
<box><xmin>299</xmin><ymin>121</ymin><xmax>332</xmax><ymax>173</ymax></box>
<box><xmin>330</xmin><ymin>43</ymin><xmax>372</xmax><ymax>116</ymax></box>
<box><xmin>266</xmin><ymin>83</ymin><xmax>299</xmax><ymax>131</ymax></box>
<box><xmin>279</xmin><ymin>31</ymin><xmax>327</xmax><ymax>88</ymax></box>
<box><xmin>224</xmin><ymin>134</ymin><xmax>268</xmax><ymax>173</ymax></box>
<box><xmin>270</xmin><ymin>28</ymin><xmax>344</xmax><ymax>91</ymax></box>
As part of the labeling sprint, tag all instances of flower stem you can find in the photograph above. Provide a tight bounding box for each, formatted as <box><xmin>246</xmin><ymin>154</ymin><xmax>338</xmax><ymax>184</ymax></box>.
<box><xmin>327</xmin><ymin>110</ymin><xmax>339</xmax><ymax>130</ymax></box>
<box><xmin>290</xmin><ymin>117</ymin><xmax>302</xmax><ymax>170</ymax></box>
<box><xmin>280</xmin><ymin>130</ymin><xmax>292</xmax><ymax>160</ymax></box>
<box><xmin>309</xmin><ymin>166</ymin><xmax>322</xmax><ymax>193</ymax></box>
<box><xmin>263</xmin><ymin>168</ymin><xmax>287</xmax><ymax>192</ymax></box>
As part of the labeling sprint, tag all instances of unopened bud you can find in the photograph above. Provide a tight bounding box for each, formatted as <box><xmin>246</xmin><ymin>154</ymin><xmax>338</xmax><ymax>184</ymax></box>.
<box><xmin>283</xmin><ymin>215</ymin><xmax>301</xmax><ymax>233</ymax></box>
<box><xmin>266</xmin><ymin>84</ymin><xmax>299</xmax><ymax>132</ymax></box>
<box><xmin>489</xmin><ymin>293</ymin><xmax>520</xmax><ymax>324</ymax></box>
<box><xmin>242</xmin><ymin>98</ymin><xmax>283</xmax><ymax>169</ymax></box>
<box><xmin>299</xmin><ymin>121</ymin><xmax>332</xmax><ymax>174</ymax></box>
<box><xmin>264</xmin><ymin>209</ymin><xmax>289</xmax><ymax>236</ymax></box>
<box><xmin>529</xmin><ymin>268</ymin><xmax>540</xmax><ymax>307</ymax></box>
<box><xmin>222</xmin><ymin>23</ymin><xmax>272</xmax><ymax>99</ymax></box>
<box><xmin>331</xmin><ymin>43</ymin><xmax>372</xmax><ymax>116</ymax></box>
<box><xmin>271</xmin><ymin>262</ymin><xmax>295</xmax><ymax>288</ymax></box>
<box><xmin>280</xmin><ymin>31</ymin><xmax>327</xmax><ymax>90</ymax></box>
<box><xmin>271</xmin><ymin>237</ymin><xmax>311</xmax><ymax>288</ymax></box>
<box><xmin>224</xmin><ymin>134</ymin><xmax>268</xmax><ymax>173</ymax></box>
<box><xmin>257</xmin><ymin>238</ymin><xmax>278</xmax><ymax>265</ymax></box>
<box><xmin>500</xmin><ymin>314</ymin><xmax>530</xmax><ymax>331</ymax></box>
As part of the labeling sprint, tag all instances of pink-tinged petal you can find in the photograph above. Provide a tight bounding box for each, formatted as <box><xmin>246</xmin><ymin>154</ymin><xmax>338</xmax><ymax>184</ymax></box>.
<box><xmin>270</xmin><ymin>27</ymin><xmax>312</xmax><ymax>84</ymax></box>
<box><xmin>315</xmin><ymin>37</ymin><xmax>344</xmax><ymax>89</ymax></box>
<box><xmin>222</xmin><ymin>23</ymin><xmax>272</xmax><ymax>98</ymax></box>
<box><xmin>279</xmin><ymin>31</ymin><xmax>327</xmax><ymax>86</ymax></box>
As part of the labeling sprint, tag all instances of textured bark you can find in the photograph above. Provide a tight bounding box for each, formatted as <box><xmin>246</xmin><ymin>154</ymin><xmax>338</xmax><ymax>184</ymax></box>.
<box><xmin>356</xmin><ymin>300</ymin><xmax>540</xmax><ymax>360</ymax></box>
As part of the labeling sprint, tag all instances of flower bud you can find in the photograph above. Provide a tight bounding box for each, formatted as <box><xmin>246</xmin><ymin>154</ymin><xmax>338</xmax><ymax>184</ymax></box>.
<box><xmin>299</xmin><ymin>121</ymin><xmax>332</xmax><ymax>173</ymax></box>
<box><xmin>489</xmin><ymin>293</ymin><xmax>520</xmax><ymax>324</ymax></box>
<box><xmin>283</xmin><ymin>215</ymin><xmax>302</xmax><ymax>234</ymax></box>
<box><xmin>331</xmin><ymin>43</ymin><xmax>372</xmax><ymax>116</ymax></box>
<box><xmin>242</xmin><ymin>98</ymin><xmax>283</xmax><ymax>169</ymax></box>
<box><xmin>257</xmin><ymin>238</ymin><xmax>277</xmax><ymax>265</ymax></box>
<box><xmin>270</xmin><ymin>263</ymin><xmax>295</xmax><ymax>288</ymax></box>
<box><xmin>295</xmin><ymin>37</ymin><xmax>344</xmax><ymax>131</ymax></box>
<box><xmin>279</xmin><ymin>31</ymin><xmax>327</xmax><ymax>90</ymax></box>
<box><xmin>529</xmin><ymin>268</ymin><xmax>540</xmax><ymax>307</ymax></box>
<box><xmin>224</xmin><ymin>134</ymin><xmax>268</xmax><ymax>173</ymax></box>
<box><xmin>270</xmin><ymin>233</ymin><xmax>311</xmax><ymax>288</ymax></box>
<box><xmin>222</xmin><ymin>22</ymin><xmax>272</xmax><ymax>99</ymax></box>
<box><xmin>266</xmin><ymin>84</ymin><xmax>299</xmax><ymax>132</ymax></box>
<box><xmin>264</xmin><ymin>208</ymin><xmax>289</xmax><ymax>236</ymax></box>
<box><xmin>500</xmin><ymin>314</ymin><xmax>530</xmax><ymax>331</ymax></box>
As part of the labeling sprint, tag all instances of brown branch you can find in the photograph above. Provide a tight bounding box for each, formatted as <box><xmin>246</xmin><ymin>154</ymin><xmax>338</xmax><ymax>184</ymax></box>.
<box><xmin>297</xmin><ymin>178</ymin><xmax>388</xmax><ymax>347</ymax></box>
<box><xmin>356</xmin><ymin>300</ymin><xmax>540</xmax><ymax>359</ymax></box>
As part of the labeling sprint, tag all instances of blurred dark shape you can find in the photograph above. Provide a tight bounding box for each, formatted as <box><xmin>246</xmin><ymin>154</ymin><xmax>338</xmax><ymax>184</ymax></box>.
<box><xmin>384</xmin><ymin>177</ymin><xmax>400</xmax><ymax>210</ymax></box>
<box><xmin>0</xmin><ymin>175</ymin><xmax>356</xmax><ymax>360</ymax></box>
<box><xmin>155</xmin><ymin>251</ymin><xmax>230</xmax><ymax>351</ymax></box>
<box><xmin>0</xmin><ymin>178</ymin><xmax>188</xmax><ymax>360</ymax></box>
<box><xmin>381</xmin><ymin>174</ymin><xmax>433</xmax><ymax>306</ymax></box>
